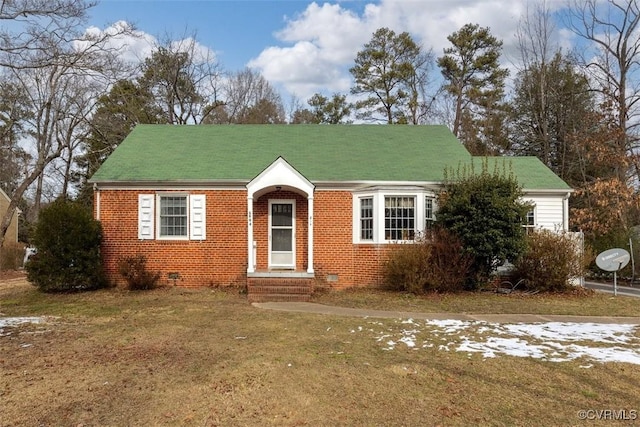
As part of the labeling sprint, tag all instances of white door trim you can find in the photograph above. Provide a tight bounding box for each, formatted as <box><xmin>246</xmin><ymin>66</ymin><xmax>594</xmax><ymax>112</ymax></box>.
<box><xmin>268</xmin><ymin>199</ymin><xmax>296</xmax><ymax>269</ymax></box>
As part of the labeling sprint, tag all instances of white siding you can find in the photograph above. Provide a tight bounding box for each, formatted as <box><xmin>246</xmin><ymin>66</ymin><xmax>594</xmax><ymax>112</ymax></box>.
<box><xmin>524</xmin><ymin>194</ymin><xmax>566</xmax><ymax>232</ymax></box>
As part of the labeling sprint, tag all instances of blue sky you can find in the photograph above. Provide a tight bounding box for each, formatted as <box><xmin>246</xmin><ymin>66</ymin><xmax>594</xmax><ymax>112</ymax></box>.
<box><xmin>86</xmin><ymin>1</ymin><xmax>579</xmax><ymax>101</ymax></box>
<box><xmin>89</xmin><ymin>1</ymin><xmax>318</xmax><ymax>71</ymax></box>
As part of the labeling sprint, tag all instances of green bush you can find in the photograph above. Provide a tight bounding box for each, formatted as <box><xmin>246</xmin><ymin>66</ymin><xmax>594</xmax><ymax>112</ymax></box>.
<box><xmin>436</xmin><ymin>161</ymin><xmax>530</xmax><ymax>289</ymax></box>
<box><xmin>0</xmin><ymin>242</ymin><xmax>25</xmax><ymax>271</ymax></box>
<box><xmin>26</xmin><ymin>199</ymin><xmax>106</xmax><ymax>292</ymax></box>
<box><xmin>513</xmin><ymin>230</ymin><xmax>588</xmax><ymax>293</ymax></box>
<box><xmin>383</xmin><ymin>228</ymin><xmax>471</xmax><ymax>293</ymax></box>
<box><xmin>117</xmin><ymin>254</ymin><xmax>160</xmax><ymax>290</ymax></box>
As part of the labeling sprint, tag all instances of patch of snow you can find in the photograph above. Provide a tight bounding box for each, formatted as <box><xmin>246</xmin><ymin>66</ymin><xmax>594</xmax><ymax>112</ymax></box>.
<box><xmin>367</xmin><ymin>319</ymin><xmax>640</xmax><ymax>365</ymax></box>
<box><xmin>0</xmin><ymin>317</ymin><xmax>44</xmax><ymax>328</ymax></box>
<box><xmin>0</xmin><ymin>317</ymin><xmax>45</xmax><ymax>337</ymax></box>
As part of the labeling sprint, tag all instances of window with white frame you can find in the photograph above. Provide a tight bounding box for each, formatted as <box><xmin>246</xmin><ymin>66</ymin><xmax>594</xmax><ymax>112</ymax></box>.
<box><xmin>138</xmin><ymin>193</ymin><xmax>206</xmax><ymax>240</ymax></box>
<box><xmin>385</xmin><ymin>196</ymin><xmax>415</xmax><ymax>240</ymax></box>
<box><xmin>160</xmin><ymin>195</ymin><xmax>188</xmax><ymax>237</ymax></box>
<box><xmin>360</xmin><ymin>197</ymin><xmax>373</xmax><ymax>240</ymax></box>
<box><xmin>523</xmin><ymin>208</ymin><xmax>536</xmax><ymax>233</ymax></box>
<box><xmin>425</xmin><ymin>196</ymin><xmax>436</xmax><ymax>230</ymax></box>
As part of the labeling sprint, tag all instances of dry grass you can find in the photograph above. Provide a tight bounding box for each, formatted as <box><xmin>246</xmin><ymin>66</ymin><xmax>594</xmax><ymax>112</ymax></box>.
<box><xmin>313</xmin><ymin>287</ymin><xmax>640</xmax><ymax>317</ymax></box>
<box><xmin>1</xmin><ymin>280</ymin><xmax>639</xmax><ymax>426</ymax></box>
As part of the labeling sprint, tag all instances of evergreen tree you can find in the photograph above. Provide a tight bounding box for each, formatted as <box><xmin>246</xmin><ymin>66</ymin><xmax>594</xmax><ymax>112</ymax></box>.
<box><xmin>351</xmin><ymin>27</ymin><xmax>432</xmax><ymax>124</ymax></box>
<box><xmin>438</xmin><ymin>24</ymin><xmax>509</xmax><ymax>154</ymax></box>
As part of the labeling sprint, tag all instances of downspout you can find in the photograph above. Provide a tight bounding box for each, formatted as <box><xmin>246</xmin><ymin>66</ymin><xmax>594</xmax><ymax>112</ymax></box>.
<box><xmin>94</xmin><ymin>183</ymin><xmax>101</xmax><ymax>221</ymax></box>
<box><xmin>562</xmin><ymin>192</ymin><xmax>570</xmax><ymax>231</ymax></box>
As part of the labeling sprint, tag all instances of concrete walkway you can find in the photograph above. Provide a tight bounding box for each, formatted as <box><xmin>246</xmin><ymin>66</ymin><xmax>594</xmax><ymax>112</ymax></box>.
<box><xmin>252</xmin><ymin>301</ymin><xmax>640</xmax><ymax>324</ymax></box>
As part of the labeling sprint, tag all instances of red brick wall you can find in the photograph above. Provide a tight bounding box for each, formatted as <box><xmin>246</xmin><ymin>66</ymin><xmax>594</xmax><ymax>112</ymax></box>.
<box><xmin>97</xmin><ymin>188</ymin><xmax>390</xmax><ymax>288</ymax></box>
<box><xmin>313</xmin><ymin>191</ymin><xmax>391</xmax><ymax>289</ymax></box>
<box><xmin>98</xmin><ymin>189</ymin><xmax>247</xmax><ymax>288</ymax></box>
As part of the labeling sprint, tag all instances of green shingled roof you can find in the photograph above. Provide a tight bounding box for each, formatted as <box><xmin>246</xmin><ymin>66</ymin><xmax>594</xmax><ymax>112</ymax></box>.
<box><xmin>472</xmin><ymin>156</ymin><xmax>572</xmax><ymax>191</ymax></box>
<box><xmin>91</xmin><ymin>124</ymin><xmax>472</xmax><ymax>183</ymax></box>
<box><xmin>90</xmin><ymin>125</ymin><xmax>571</xmax><ymax>191</ymax></box>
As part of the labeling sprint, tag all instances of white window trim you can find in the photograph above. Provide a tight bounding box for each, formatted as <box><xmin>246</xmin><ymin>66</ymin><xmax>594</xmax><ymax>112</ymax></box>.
<box><xmin>352</xmin><ymin>188</ymin><xmax>437</xmax><ymax>244</ymax></box>
<box><xmin>156</xmin><ymin>193</ymin><xmax>189</xmax><ymax>240</ymax></box>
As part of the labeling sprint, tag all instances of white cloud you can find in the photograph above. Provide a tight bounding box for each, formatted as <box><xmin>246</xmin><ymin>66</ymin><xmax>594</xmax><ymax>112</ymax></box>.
<box><xmin>79</xmin><ymin>20</ymin><xmax>156</xmax><ymax>64</ymax></box>
<box><xmin>79</xmin><ymin>21</ymin><xmax>217</xmax><ymax>68</ymax></box>
<box><xmin>248</xmin><ymin>0</ymin><xmax>574</xmax><ymax>102</ymax></box>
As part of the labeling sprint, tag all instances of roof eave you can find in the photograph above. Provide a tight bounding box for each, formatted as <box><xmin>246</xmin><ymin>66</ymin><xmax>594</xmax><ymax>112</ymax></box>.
<box><xmin>92</xmin><ymin>179</ymin><xmax>249</xmax><ymax>189</ymax></box>
<box><xmin>522</xmin><ymin>188</ymin><xmax>574</xmax><ymax>195</ymax></box>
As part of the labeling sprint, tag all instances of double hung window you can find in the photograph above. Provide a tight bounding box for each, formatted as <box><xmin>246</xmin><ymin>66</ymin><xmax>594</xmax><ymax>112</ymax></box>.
<box><xmin>160</xmin><ymin>196</ymin><xmax>188</xmax><ymax>237</ymax></box>
<box><xmin>385</xmin><ymin>196</ymin><xmax>415</xmax><ymax>240</ymax></box>
<box><xmin>360</xmin><ymin>197</ymin><xmax>373</xmax><ymax>240</ymax></box>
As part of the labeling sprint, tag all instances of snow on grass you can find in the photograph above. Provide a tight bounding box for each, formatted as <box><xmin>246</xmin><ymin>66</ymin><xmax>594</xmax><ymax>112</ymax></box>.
<box><xmin>361</xmin><ymin>319</ymin><xmax>640</xmax><ymax>365</ymax></box>
<box><xmin>0</xmin><ymin>317</ymin><xmax>45</xmax><ymax>336</ymax></box>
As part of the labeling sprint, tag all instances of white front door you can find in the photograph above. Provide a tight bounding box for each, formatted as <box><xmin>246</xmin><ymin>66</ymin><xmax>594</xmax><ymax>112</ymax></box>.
<box><xmin>269</xmin><ymin>200</ymin><xmax>295</xmax><ymax>269</ymax></box>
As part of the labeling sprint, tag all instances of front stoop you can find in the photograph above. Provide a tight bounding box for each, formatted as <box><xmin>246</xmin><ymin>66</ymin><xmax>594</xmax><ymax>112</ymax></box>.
<box><xmin>247</xmin><ymin>276</ymin><xmax>314</xmax><ymax>302</ymax></box>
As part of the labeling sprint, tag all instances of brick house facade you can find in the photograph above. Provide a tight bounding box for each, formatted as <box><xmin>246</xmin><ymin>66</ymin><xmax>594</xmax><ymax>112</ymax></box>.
<box><xmin>92</xmin><ymin>125</ymin><xmax>572</xmax><ymax>299</ymax></box>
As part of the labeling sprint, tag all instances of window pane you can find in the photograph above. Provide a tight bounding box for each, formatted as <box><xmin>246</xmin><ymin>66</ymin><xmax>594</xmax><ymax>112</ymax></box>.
<box><xmin>272</xmin><ymin>203</ymin><xmax>293</xmax><ymax>226</ymax></box>
<box><xmin>272</xmin><ymin>228</ymin><xmax>292</xmax><ymax>251</ymax></box>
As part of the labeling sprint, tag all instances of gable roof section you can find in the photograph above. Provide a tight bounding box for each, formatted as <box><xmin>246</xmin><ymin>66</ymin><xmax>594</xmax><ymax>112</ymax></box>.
<box><xmin>472</xmin><ymin>156</ymin><xmax>572</xmax><ymax>192</ymax></box>
<box><xmin>0</xmin><ymin>187</ymin><xmax>9</xmax><ymax>202</ymax></box>
<box><xmin>90</xmin><ymin>124</ymin><xmax>472</xmax><ymax>184</ymax></box>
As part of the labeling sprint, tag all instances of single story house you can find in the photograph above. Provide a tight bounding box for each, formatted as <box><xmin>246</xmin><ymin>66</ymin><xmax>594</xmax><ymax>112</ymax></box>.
<box><xmin>90</xmin><ymin>125</ymin><xmax>572</xmax><ymax>300</ymax></box>
<box><xmin>0</xmin><ymin>188</ymin><xmax>19</xmax><ymax>244</ymax></box>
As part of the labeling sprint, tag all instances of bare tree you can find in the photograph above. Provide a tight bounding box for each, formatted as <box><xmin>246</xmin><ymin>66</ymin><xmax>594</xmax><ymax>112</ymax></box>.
<box><xmin>0</xmin><ymin>0</ymin><xmax>94</xmax><ymax>69</ymax></box>
<box><xmin>566</xmin><ymin>0</ymin><xmax>640</xmax><ymax>180</ymax></box>
<box><xmin>139</xmin><ymin>33</ymin><xmax>223</xmax><ymax>124</ymax></box>
<box><xmin>0</xmin><ymin>0</ymin><xmax>131</xmax><ymax>248</ymax></box>
<box><xmin>217</xmin><ymin>68</ymin><xmax>285</xmax><ymax>124</ymax></box>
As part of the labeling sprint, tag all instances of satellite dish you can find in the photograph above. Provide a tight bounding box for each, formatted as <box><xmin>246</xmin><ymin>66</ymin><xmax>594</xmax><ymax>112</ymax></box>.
<box><xmin>595</xmin><ymin>248</ymin><xmax>630</xmax><ymax>272</ymax></box>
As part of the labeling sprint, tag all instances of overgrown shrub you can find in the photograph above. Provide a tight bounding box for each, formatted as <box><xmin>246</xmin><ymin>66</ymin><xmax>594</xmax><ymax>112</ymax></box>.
<box><xmin>513</xmin><ymin>230</ymin><xmax>589</xmax><ymax>293</ymax></box>
<box><xmin>436</xmin><ymin>161</ymin><xmax>530</xmax><ymax>289</ymax></box>
<box><xmin>0</xmin><ymin>242</ymin><xmax>25</xmax><ymax>271</ymax></box>
<box><xmin>117</xmin><ymin>254</ymin><xmax>161</xmax><ymax>290</ymax></box>
<box><xmin>383</xmin><ymin>228</ymin><xmax>471</xmax><ymax>293</ymax></box>
<box><xmin>383</xmin><ymin>238</ymin><xmax>432</xmax><ymax>294</ymax></box>
<box><xmin>26</xmin><ymin>199</ymin><xmax>106</xmax><ymax>292</ymax></box>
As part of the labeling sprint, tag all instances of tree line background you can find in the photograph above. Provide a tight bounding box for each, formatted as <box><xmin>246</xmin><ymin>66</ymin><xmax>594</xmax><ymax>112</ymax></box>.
<box><xmin>1</xmin><ymin>0</ymin><xmax>640</xmax><ymax>258</ymax></box>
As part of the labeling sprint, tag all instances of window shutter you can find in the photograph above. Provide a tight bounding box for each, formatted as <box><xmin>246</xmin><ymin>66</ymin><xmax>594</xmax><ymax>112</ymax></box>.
<box><xmin>138</xmin><ymin>194</ymin><xmax>155</xmax><ymax>240</ymax></box>
<box><xmin>189</xmin><ymin>194</ymin><xmax>206</xmax><ymax>240</ymax></box>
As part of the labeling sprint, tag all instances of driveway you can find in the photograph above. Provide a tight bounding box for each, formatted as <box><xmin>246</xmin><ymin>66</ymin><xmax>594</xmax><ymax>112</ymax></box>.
<box><xmin>584</xmin><ymin>280</ymin><xmax>640</xmax><ymax>298</ymax></box>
